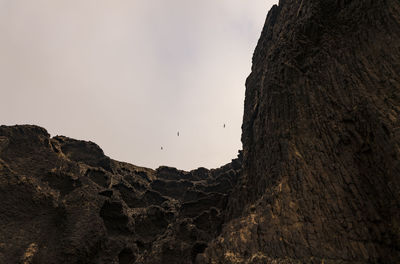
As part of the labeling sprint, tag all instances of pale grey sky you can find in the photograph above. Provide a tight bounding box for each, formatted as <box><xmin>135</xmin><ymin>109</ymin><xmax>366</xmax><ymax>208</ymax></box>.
<box><xmin>0</xmin><ymin>0</ymin><xmax>277</xmax><ymax>170</ymax></box>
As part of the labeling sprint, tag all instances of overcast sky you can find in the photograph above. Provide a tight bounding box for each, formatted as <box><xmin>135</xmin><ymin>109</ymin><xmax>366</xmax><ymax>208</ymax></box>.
<box><xmin>0</xmin><ymin>0</ymin><xmax>277</xmax><ymax>170</ymax></box>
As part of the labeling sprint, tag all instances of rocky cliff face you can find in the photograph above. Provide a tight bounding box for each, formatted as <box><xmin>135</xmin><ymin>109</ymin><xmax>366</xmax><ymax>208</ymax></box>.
<box><xmin>1</xmin><ymin>0</ymin><xmax>400</xmax><ymax>263</ymax></box>
<box><xmin>200</xmin><ymin>0</ymin><xmax>400</xmax><ymax>263</ymax></box>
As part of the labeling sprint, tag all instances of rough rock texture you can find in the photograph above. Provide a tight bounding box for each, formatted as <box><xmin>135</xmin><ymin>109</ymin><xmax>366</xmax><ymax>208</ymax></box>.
<box><xmin>199</xmin><ymin>0</ymin><xmax>400</xmax><ymax>263</ymax></box>
<box><xmin>0</xmin><ymin>125</ymin><xmax>241</xmax><ymax>263</ymax></box>
<box><xmin>1</xmin><ymin>0</ymin><xmax>400</xmax><ymax>264</ymax></box>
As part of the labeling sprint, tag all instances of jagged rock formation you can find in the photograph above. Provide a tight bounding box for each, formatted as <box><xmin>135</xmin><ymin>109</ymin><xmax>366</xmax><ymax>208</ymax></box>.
<box><xmin>199</xmin><ymin>0</ymin><xmax>400</xmax><ymax>263</ymax></box>
<box><xmin>0</xmin><ymin>125</ymin><xmax>241</xmax><ymax>263</ymax></box>
<box><xmin>1</xmin><ymin>0</ymin><xmax>400</xmax><ymax>264</ymax></box>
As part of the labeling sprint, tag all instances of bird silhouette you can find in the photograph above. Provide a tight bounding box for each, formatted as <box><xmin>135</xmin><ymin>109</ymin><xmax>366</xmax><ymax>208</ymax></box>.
<box><xmin>223</xmin><ymin>124</ymin><xmax>226</xmax><ymax>128</ymax></box>
<box><xmin>177</xmin><ymin>131</ymin><xmax>179</xmax><ymax>136</ymax></box>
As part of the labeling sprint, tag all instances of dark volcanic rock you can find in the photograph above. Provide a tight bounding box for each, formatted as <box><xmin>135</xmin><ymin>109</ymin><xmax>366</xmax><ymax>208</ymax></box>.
<box><xmin>0</xmin><ymin>125</ymin><xmax>241</xmax><ymax>264</ymax></box>
<box><xmin>1</xmin><ymin>1</ymin><xmax>400</xmax><ymax>263</ymax></box>
<box><xmin>200</xmin><ymin>0</ymin><xmax>400</xmax><ymax>263</ymax></box>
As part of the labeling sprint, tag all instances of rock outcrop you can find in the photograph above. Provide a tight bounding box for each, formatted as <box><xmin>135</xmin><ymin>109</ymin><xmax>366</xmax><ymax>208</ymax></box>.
<box><xmin>0</xmin><ymin>125</ymin><xmax>241</xmax><ymax>263</ymax></box>
<box><xmin>1</xmin><ymin>0</ymin><xmax>400</xmax><ymax>263</ymax></box>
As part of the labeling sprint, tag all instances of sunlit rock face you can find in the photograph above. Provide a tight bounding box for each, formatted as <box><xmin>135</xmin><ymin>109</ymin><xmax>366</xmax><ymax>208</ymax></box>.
<box><xmin>200</xmin><ymin>0</ymin><xmax>400</xmax><ymax>263</ymax></box>
<box><xmin>1</xmin><ymin>0</ymin><xmax>400</xmax><ymax>263</ymax></box>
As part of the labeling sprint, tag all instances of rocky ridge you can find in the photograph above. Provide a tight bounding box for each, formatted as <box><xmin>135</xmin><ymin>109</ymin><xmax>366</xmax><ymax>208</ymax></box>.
<box><xmin>0</xmin><ymin>125</ymin><xmax>241</xmax><ymax>263</ymax></box>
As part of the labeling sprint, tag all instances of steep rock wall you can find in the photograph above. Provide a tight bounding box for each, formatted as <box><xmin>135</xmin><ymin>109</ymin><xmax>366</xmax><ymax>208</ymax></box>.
<box><xmin>201</xmin><ymin>0</ymin><xmax>400</xmax><ymax>263</ymax></box>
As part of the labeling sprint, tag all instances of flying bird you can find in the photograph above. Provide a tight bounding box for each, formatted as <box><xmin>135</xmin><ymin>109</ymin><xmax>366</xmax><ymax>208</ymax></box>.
<box><xmin>177</xmin><ymin>131</ymin><xmax>179</xmax><ymax>136</ymax></box>
<box><xmin>161</xmin><ymin>146</ymin><xmax>163</xmax><ymax>150</ymax></box>
<box><xmin>223</xmin><ymin>124</ymin><xmax>226</xmax><ymax>128</ymax></box>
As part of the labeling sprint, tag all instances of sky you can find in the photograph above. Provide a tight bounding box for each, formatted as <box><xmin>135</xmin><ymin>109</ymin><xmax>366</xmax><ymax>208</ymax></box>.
<box><xmin>0</xmin><ymin>0</ymin><xmax>277</xmax><ymax>170</ymax></box>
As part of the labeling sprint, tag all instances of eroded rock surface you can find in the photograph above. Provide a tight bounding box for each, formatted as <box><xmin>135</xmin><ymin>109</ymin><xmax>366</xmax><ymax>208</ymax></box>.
<box><xmin>0</xmin><ymin>125</ymin><xmax>241</xmax><ymax>264</ymax></box>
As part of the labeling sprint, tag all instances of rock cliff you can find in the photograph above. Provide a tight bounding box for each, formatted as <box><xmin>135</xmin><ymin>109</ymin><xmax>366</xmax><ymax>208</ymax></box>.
<box><xmin>200</xmin><ymin>0</ymin><xmax>400</xmax><ymax>263</ymax></box>
<box><xmin>1</xmin><ymin>0</ymin><xmax>400</xmax><ymax>263</ymax></box>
